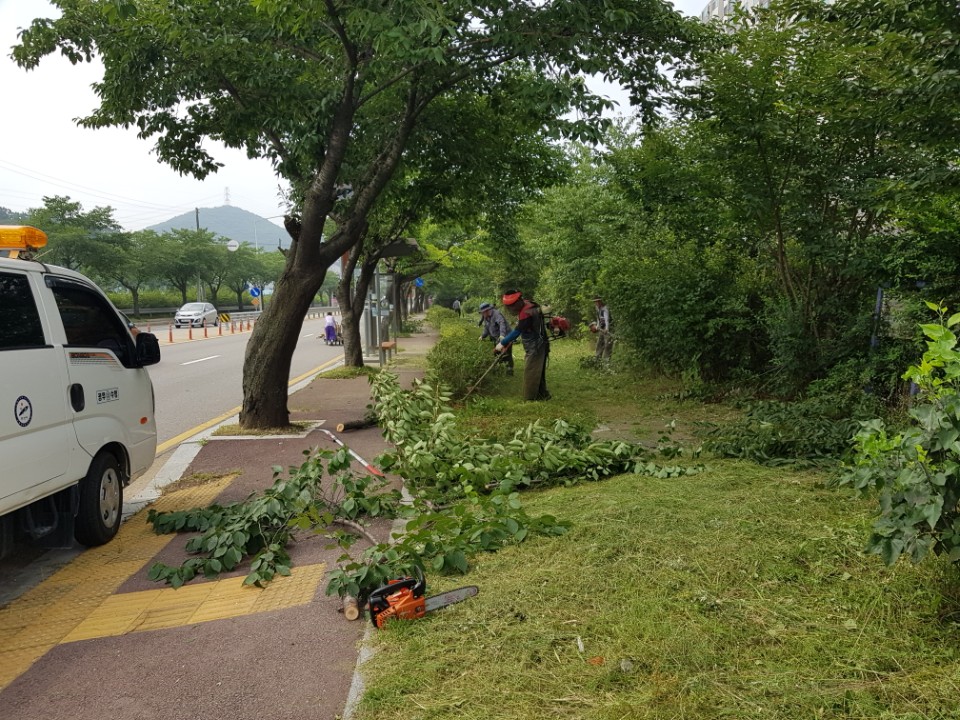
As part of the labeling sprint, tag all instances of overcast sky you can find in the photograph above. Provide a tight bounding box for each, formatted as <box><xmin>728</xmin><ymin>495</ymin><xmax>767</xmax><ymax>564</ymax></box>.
<box><xmin>1</xmin><ymin>0</ymin><xmax>705</xmax><ymax>231</ymax></box>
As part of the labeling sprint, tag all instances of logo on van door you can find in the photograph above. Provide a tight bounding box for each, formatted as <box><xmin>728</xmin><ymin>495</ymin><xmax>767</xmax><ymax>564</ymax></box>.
<box><xmin>14</xmin><ymin>395</ymin><xmax>32</xmax><ymax>427</ymax></box>
<box><xmin>96</xmin><ymin>388</ymin><xmax>119</xmax><ymax>404</ymax></box>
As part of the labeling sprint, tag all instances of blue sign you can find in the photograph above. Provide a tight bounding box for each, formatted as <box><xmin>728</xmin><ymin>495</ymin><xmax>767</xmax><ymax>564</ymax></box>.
<box><xmin>415</xmin><ymin>277</ymin><xmax>424</xmax><ymax>287</ymax></box>
<box><xmin>249</xmin><ymin>287</ymin><xmax>261</xmax><ymax>298</ymax></box>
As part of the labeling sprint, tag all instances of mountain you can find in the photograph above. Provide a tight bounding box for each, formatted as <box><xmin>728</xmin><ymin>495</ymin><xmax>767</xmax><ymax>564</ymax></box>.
<box><xmin>146</xmin><ymin>205</ymin><xmax>289</xmax><ymax>250</ymax></box>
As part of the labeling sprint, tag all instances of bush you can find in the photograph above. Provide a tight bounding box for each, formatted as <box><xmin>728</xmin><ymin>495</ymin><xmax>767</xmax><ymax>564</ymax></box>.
<box><xmin>426</xmin><ymin>318</ymin><xmax>493</xmax><ymax>397</ymax></box>
<box><xmin>841</xmin><ymin>306</ymin><xmax>960</xmax><ymax>566</ymax></box>
<box><xmin>425</xmin><ymin>305</ymin><xmax>458</xmax><ymax>329</ymax></box>
<box><xmin>600</xmin><ymin>224</ymin><xmax>767</xmax><ymax>382</ymax></box>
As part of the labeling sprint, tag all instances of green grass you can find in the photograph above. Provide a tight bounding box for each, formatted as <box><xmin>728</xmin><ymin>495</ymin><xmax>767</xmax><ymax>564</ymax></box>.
<box><xmin>352</xmin><ymin>340</ymin><xmax>960</xmax><ymax>720</ymax></box>
<box><xmin>211</xmin><ymin>421</ymin><xmax>314</xmax><ymax>436</ymax></box>
<box><xmin>457</xmin><ymin>340</ymin><xmax>736</xmax><ymax>445</ymax></box>
<box><xmin>317</xmin><ymin>366</ymin><xmax>379</xmax><ymax>380</ymax></box>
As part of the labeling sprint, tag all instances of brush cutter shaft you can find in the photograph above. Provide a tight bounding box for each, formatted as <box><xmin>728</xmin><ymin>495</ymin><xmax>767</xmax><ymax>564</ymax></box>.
<box><xmin>317</xmin><ymin>428</ymin><xmax>385</xmax><ymax>477</ymax></box>
<box><xmin>465</xmin><ymin>344</ymin><xmax>512</xmax><ymax>399</ymax></box>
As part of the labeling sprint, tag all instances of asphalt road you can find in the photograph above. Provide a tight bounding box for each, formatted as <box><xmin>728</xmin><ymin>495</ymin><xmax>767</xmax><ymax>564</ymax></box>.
<box><xmin>148</xmin><ymin>314</ymin><xmax>341</xmax><ymax>445</ymax></box>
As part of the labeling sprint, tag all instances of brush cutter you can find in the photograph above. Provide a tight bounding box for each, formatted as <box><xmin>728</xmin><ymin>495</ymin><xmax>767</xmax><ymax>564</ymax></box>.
<box><xmin>464</xmin><ymin>344</ymin><xmax>512</xmax><ymax>399</ymax></box>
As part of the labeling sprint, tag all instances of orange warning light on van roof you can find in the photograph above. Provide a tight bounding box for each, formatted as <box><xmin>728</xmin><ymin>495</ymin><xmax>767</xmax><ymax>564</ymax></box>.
<box><xmin>0</xmin><ymin>225</ymin><xmax>48</xmax><ymax>251</ymax></box>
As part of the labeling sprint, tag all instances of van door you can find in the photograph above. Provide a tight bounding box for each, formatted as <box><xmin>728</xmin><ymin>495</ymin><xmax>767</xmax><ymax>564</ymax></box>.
<box><xmin>44</xmin><ymin>276</ymin><xmax>155</xmax><ymax>467</ymax></box>
<box><xmin>0</xmin><ymin>270</ymin><xmax>72</xmax><ymax>513</ymax></box>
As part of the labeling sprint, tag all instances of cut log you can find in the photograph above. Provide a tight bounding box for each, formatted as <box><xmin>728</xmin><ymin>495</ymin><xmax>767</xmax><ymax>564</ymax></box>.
<box><xmin>336</xmin><ymin>416</ymin><xmax>378</xmax><ymax>432</ymax></box>
<box><xmin>343</xmin><ymin>595</ymin><xmax>361</xmax><ymax>621</ymax></box>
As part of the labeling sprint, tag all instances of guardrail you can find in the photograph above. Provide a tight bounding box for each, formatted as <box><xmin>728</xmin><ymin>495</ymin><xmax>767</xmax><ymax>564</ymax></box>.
<box><xmin>146</xmin><ymin>305</ymin><xmax>340</xmax><ymax>343</ymax></box>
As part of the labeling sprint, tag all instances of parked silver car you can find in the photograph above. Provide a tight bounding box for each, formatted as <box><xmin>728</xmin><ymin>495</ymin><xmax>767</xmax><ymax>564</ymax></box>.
<box><xmin>174</xmin><ymin>302</ymin><xmax>219</xmax><ymax>328</ymax></box>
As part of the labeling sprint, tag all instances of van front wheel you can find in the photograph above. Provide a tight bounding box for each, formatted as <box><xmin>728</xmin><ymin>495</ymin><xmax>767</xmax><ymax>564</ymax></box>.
<box><xmin>74</xmin><ymin>452</ymin><xmax>125</xmax><ymax>546</ymax></box>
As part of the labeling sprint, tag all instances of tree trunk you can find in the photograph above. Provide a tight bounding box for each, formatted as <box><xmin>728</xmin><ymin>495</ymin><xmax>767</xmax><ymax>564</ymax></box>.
<box><xmin>207</xmin><ymin>282</ymin><xmax>221</xmax><ymax>307</ymax></box>
<box><xmin>241</xmin><ymin>269</ymin><xmax>323</xmax><ymax>427</ymax></box>
<box><xmin>337</xmin><ymin>269</ymin><xmax>371</xmax><ymax>367</ymax></box>
<box><xmin>236</xmin><ymin>289</ymin><xmax>244</xmax><ymax>310</ymax></box>
<box><xmin>131</xmin><ymin>287</ymin><xmax>141</xmax><ymax>317</ymax></box>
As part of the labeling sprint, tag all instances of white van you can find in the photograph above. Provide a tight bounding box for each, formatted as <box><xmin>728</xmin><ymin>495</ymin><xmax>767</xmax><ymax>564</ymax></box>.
<box><xmin>0</xmin><ymin>226</ymin><xmax>161</xmax><ymax>554</ymax></box>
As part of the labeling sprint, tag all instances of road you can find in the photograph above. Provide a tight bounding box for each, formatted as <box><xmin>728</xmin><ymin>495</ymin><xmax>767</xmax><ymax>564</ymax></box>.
<box><xmin>147</xmin><ymin>314</ymin><xmax>341</xmax><ymax>445</ymax></box>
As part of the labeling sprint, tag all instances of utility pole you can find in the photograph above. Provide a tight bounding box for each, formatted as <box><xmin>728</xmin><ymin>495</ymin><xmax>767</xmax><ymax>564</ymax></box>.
<box><xmin>195</xmin><ymin>207</ymin><xmax>204</xmax><ymax>302</ymax></box>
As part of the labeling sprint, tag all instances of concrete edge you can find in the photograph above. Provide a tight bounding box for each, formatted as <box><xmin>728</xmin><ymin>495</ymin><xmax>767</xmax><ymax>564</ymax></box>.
<box><xmin>341</xmin><ymin>486</ymin><xmax>416</xmax><ymax>720</ymax></box>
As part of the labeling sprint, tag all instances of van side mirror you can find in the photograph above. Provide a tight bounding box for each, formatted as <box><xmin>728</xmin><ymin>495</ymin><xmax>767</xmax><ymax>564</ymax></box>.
<box><xmin>135</xmin><ymin>332</ymin><xmax>161</xmax><ymax>367</ymax></box>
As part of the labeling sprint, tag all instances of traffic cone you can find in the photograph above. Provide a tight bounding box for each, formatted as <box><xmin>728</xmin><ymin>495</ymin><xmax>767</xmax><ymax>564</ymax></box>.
<box><xmin>168</xmin><ymin>324</ymin><xmax>173</xmax><ymax>343</ymax></box>
<box><xmin>188</xmin><ymin>326</ymin><xmax>193</xmax><ymax>340</ymax></box>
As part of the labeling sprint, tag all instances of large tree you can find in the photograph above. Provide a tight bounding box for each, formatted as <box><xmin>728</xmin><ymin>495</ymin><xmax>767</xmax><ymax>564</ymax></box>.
<box><xmin>15</xmin><ymin>0</ymin><xmax>693</xmax><ymax>427</ymax></box>
<box><xmin>24</xmin><ymin>195</ymin><xmax>124</xmax><ymax>272</ymax></box>
<box><xmin>96</xmin><ymin>229</ymin><xmax>163</xmax><ymax>317</ymax></box>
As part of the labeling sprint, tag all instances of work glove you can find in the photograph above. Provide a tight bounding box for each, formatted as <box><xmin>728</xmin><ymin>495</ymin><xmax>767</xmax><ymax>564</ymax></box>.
<box><xmin>494</xmin><ymin>342</ymin><xmax>504</xmax><ymax>353</ymax></box>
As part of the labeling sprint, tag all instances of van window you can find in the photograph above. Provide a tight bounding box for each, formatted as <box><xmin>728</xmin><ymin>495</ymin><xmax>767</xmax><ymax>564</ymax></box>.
<box><xmin>47</xmin><ymin>278</ymin><xmax>130</xmax><ymax>362</ymax></box>
<box><xmin>0</xmin><ymin>272</ymin><xmax>46</xmax><ymax>350</ymax></box>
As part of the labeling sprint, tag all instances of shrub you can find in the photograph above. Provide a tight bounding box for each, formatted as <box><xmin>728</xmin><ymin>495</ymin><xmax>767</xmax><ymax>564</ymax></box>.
<box><xmin>426</xmin><ymin>318</ymin><xmax>492</xmax><ymax>397</ymax></box>
<box><xmin>425</xmin><ymin>305</ymin><xmax>457</xmax><ymax>329</ymax></box>
<box><xmin>840</xmin><ymin>305</ymin><xmax>960</xmax><ymax>566</ymax></box>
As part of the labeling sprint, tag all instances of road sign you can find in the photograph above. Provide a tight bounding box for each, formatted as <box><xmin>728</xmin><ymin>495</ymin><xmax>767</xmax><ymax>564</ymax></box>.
<box><xmin>226</xmin><ymin>240</ymin><xmax>240</xmax><ymax>252</ymax></box>
<box><xmin>251</xmin><ymin>297</ymin><xmax>261</xmax><ymax>307</ymax></box>
<box><xmin>415</xmin><ymin>277</ymin><xmax>424</xmax><ymax>287</ymax></box>
<box><xmin>249</xmin><ymin>287</ymin><xmax>261</xmax><ymax>297</ymax></box>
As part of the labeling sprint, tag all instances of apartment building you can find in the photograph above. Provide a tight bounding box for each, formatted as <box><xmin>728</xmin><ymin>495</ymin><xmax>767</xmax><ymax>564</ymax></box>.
<box><xmin>699</xmin><ymin>0</ymin><xmax>770</xmax><ymax>23</ymax></box>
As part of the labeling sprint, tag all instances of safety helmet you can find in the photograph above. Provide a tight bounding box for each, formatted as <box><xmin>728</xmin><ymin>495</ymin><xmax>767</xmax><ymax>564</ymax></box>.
<box><xmin>502</xmin><ymin>291</ymin><xmax>522</xmax><ymax>306</ymax></box>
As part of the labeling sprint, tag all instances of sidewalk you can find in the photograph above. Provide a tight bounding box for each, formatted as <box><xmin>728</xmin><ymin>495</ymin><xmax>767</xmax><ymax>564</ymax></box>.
<box><xmin>0</xmin><ymin>322</ymin><xmax>437</xmax><ymax>720</ymax></box>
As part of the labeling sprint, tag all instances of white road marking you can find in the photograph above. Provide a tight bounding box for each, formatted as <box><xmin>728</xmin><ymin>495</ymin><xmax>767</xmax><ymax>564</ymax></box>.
<box><xmin>302</xmin><ymin>333</ymin><xmax>314</xmax><ymax>338</ymax></box>
<box><xmin>180</xmin><ymin>355</ymin><xmax>222</xmax><ymax>366</ymax></box>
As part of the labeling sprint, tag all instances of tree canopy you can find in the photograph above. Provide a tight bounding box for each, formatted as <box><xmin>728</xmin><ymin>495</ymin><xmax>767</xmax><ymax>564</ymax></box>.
<box><xmin>14</xmin><ymin>0</ymin><xmax>697</xmax><ymax>427</ymax></box>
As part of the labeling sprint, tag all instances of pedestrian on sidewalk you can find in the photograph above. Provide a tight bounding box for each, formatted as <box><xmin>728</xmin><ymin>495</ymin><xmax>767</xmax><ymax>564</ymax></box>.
<box><xmin>478</xmin><ymin>301</ymin><xmax>514</xmax><ymax>376</ymax></box>
<box><xmin>496</xmin><ymin>290</ymin><xmax>551</xmax><ymax>401</ymax></box>
<box><xmin>591</xmin><ymin>296</ymin><xmax>613</xmax><ymax>364</ymax></box>
<box><xmin>324</xmin><ymin>312</ymin><xmax>338</xmax><ymax>344</ymax></box>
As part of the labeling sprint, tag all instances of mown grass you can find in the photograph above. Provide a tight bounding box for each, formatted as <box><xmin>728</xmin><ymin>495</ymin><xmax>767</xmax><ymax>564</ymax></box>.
<box><xmin>456</xmin><ymin>339</ymin><xmax>736</xmax><ymax>445</ymax></box>
<box><xmin>352</xmin><ymin>338</ymin><xmax>960</xmax><ymax>720</ymax></box>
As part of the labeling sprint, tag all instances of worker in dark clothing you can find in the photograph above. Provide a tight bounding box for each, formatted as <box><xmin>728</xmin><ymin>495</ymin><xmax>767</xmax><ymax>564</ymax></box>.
<box><xmin>479</xmin><ymin>301</ymin><xmax>514</xmax><ymax>375</ymax></box>
<box><xmin>592</xmin><ymin>295</ymin><xmax>614</xmax><ymax>364</ymax></box>
<box><xmin>496</xmin><ymin>290</ymin><xmax>550</xmax><ymax>401</ymax></box>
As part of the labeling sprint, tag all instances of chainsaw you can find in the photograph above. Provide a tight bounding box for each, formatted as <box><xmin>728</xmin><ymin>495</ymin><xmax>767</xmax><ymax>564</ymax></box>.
<box><xmin>367</xmin><ymin>568</ymin><xmax>478</xmax><ymax>629</ymax></box>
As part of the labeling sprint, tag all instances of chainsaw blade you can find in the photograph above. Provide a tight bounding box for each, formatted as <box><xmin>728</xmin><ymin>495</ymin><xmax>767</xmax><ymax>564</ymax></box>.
<box><xmin>424</xmin><ymin>586</ymin><xmax>478</xmax><ymax>613</ymax></box>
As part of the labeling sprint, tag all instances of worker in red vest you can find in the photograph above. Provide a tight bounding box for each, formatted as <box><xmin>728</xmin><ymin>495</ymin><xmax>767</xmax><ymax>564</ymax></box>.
<box><xmin>496</xmin><ymin>290</ymin><xmax>550</xmax><ymax>401</ymax></box>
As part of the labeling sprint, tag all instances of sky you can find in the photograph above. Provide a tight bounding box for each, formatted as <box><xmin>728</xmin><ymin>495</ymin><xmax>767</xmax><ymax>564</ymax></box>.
<box><xmin>0</xmin><ymin>0</ymin><xmax>705</xmax><ymax>232</ymax></box>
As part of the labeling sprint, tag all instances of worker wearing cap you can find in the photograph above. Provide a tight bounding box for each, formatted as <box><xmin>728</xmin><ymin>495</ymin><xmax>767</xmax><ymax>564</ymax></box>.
<box><xmin>496</xmin><ymin>290</ymin><xmax>551</xmax><ymax>401</ymax></box>
<box><xmin>479</xmin><ymin>301</ymin><xmax>514</xmax><ymax>376</ymax></box>
<box><xmin>592</xmin><ymin>296</ymin><xmax>613</xmax><ymax>363</ymax></box>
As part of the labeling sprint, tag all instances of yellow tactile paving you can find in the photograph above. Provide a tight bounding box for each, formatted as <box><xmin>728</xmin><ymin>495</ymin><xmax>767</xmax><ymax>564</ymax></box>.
<box><xmin>63</xmin><ymin>562</ymin><xmax>326</xmax><ymax>641</ymax></box>
<box><xmin>2</xmin><ymin>476</ymin><xmax>329</xmax><ymax>686</ymax></box>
